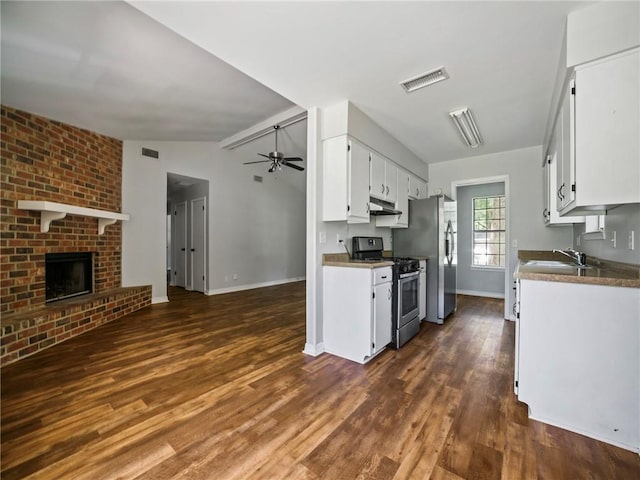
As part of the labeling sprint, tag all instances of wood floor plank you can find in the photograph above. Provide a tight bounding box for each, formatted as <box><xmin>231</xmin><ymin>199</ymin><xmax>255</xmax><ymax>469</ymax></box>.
<box><xmin>2</xmin><ymin>285</ymin><xmax>639</xmax><ymax>479</ymax></box>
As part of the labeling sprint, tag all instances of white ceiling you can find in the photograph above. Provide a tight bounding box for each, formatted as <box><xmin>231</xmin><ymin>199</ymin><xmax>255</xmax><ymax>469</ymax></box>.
<box><xmin>2</xmin><ymin>1</ymin><xmax>595</xmax><ymax>164</ymax></box>
<box><xmin>0</xmin><ymin>1</ymin><xmax>294</xmax><ymax>141</ymax></box>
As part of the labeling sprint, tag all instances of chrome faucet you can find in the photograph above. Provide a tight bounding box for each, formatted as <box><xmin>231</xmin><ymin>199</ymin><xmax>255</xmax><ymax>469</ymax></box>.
<box><xmin>553</xmin><ymin>248</ymin><xmax>587</xmax><ymax>266</ymax></box>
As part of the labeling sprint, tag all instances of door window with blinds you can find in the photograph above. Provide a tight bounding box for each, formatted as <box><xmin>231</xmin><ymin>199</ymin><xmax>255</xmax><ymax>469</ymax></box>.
<box><xmin>472</xmin><ymin>196</ymin><xmax>505</xmax><ymax>267</ymax></box>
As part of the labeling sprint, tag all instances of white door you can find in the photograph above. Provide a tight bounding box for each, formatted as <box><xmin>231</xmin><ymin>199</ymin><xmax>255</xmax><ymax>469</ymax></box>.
<box><xmin>174</xmin><ymin>202</ymin><xmax>187</xmax><ymax>288</ymax></box>
<box><xmin>190</xmin><ymin>197</ymin><xmax>206</xmax><ymax>293</ymax></box>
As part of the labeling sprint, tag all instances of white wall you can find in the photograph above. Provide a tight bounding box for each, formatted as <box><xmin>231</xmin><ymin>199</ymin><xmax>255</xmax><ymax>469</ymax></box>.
<box><xmin>574</xmin><ymin>204</ymin><xmax>640</xmax><ymax>265</ymax></box>
<box><xmin>122</xmin><ymin>126</ymin><xmax>306</xmax><ymax>303</ymax></box>
<box><xmin>428</xmin><ymin>146</ymin><xmax>573</xmax><ymax>316</ymax></box>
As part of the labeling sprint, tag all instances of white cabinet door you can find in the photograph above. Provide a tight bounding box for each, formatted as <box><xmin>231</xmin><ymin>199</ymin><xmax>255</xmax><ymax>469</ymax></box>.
<box><xmin>572</xmin><ymin>49</ymin><xmax>640</xmax><ymax>209</ymax></box>
<box><xmin>555</xmin><ymin>48</ymin><xmax>640</xmax><ymax>216</ymax></box>
<box><xmin>544</xmin><ymin>139</ymin><xmax>584</xmax><ymax>225</ymax></box>
<box><xmin>322</xmin><ymin>135</ymin><xmax>370</xmax><ymax>223</ymax></box>
<box><xmin>373</xmin><ymin>281</ymin><xmax>392</xmax><ymax>354</ymax></box>
<box><xmin>385</xmin><ymin>162</ymin><xmax>398</xmax><ymax>203</ymax></box>
<box><xmin>348</xmin><ymin>140</ymin><xmax>371</xmax><ymax>223</ymax></box>
<box><xmin>376</xmin><ymin>170</ymin><xmax>409</xmax><ymax>228</ymax></box>
<box><xmin>371</xmin><ymin>153</ymin><xmax>397</xmax><ymax>203</ymax></box>
<box><xmin>370</xmin><ymin>152</ymin><xmax>386</xmax><ymax>200</ymax></box>
<box><xmin>408</xmin><ymin>173</ymin><xmax>427</xmax><ymax>200</ymax></box>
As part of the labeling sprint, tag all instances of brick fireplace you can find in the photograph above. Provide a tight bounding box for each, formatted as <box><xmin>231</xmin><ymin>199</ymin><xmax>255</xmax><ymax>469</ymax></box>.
<box><xmin>1</xmin><ymin>106</ymin><xmax>151</xmax><ymax>366</ymax></box>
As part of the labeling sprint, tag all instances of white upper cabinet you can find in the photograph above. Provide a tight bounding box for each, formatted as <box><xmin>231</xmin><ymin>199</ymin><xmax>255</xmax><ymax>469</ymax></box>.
<box><xmin>370</xmin><ymin>152</ymin><xmax>397</xmax><ymax>203</ymax></box>
<box><xmin>544</xmin><ymin>89</ymin><xmax>584</xmax><ymax>225</ymax></box>
<box><xmin>560</xmin><ymin>48</ymin><xmax>640</xmax><ymax>215</ymax></box>
<box><xmin>376</xmin><ymin>170</ymin><xmax>409</xmax><ymax>228</ymax></box>
<box><xmin>322</xmin><ymin>135</ymin><xmax>370</xmax><ymax>223</ymax></box>
<box><xmin>408</xmin><ymin>173</ymin><xmax>428</xmax><ymax>200</ymax></box>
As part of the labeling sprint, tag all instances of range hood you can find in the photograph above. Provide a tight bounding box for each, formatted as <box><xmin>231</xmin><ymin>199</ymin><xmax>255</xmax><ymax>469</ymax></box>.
<box><xmin>369</xmin><ymin>197</ymin><xmax>402</xmax><ymax>216</ymax></box>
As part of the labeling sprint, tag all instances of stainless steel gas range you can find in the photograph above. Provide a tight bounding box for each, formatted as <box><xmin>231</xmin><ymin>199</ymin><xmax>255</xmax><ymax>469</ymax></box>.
<box><xmin>352</xmin><ymin>237</ymin><xmax>421</xmax><ymax>348</ymax></box>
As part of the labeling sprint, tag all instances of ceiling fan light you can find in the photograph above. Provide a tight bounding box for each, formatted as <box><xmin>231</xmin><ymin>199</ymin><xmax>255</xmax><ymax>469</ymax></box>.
<box><xmin>449</xmin><ymin>107</ymin><xmax>483</xmax><ymax>148</ymax></box>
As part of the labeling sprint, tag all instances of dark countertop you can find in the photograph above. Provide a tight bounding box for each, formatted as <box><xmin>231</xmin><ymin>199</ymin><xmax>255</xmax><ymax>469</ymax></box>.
<box><xmin>514</xmin><ymin>250</ymin><xmax>640</xmax><ymax>288</ymax></box>
<box><xmin>322</xmin><ymin>253</ymin><xmax>394</xmax><ymax>269</ymax></box>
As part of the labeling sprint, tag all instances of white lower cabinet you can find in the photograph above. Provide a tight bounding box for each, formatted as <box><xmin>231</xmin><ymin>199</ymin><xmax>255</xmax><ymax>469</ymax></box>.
<box><xmin>516</xmin><ymin>279</ymin><xmax>640</xmax><ymax>451</ymax></box>
<box><xmin>323</xmin><ymin>266</ymin><xmax>392</xmax><ymax>363</ymax></box>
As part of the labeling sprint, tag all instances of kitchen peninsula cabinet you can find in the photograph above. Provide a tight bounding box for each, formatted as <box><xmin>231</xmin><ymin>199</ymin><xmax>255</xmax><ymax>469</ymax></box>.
<box><xmin>323</xmin><ymin>265</ymin><xmax>392</xmax><ymax>363</ymax></box>
<box><xmin>323</xmin><ymin>135</ymin><xmax>370</xmax><ymax>223</ymax></box>
<box><xmin>514</xmin><ymin>263</ymin><xmax>640</xmax><ymax>451</ymax></box>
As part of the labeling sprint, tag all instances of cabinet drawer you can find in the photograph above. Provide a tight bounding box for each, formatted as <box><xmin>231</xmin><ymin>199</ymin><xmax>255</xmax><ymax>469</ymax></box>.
<box><xmin>373</xmin><ymin>267</ymin><xmax>392</xmax><ymax>285</ymax></box>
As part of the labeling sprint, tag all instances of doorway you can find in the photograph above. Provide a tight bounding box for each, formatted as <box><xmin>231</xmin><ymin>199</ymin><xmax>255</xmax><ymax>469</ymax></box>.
<box><xmin>451</xmin><ymin>175</ymin><xmax>511</xmax><ymax>320</ymax></box>
<box><xmin>167</xmin><ymin>173</ymin><xmax>209</xmax><ymax>297</ymax></box>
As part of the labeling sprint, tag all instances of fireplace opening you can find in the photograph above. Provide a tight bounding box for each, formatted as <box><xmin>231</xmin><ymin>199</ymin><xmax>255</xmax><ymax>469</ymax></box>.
<box><xmin>45</xmin><ymin>252</ymin><xmax>94</xmax><ymax>303</ymax></box>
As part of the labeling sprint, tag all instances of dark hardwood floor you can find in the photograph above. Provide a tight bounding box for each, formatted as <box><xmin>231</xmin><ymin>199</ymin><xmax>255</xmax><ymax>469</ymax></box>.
<box><xmin>2</xmin><ymin>283</ymin><xmax>638</xmax><ymax>479</ymax></box>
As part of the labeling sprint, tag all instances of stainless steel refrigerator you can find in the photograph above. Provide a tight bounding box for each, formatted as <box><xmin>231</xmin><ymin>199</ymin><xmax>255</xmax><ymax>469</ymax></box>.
<box><xmin>392</xmin><ymin>195</ymin><xmax>457</xmax><ymax>324</ymax></box>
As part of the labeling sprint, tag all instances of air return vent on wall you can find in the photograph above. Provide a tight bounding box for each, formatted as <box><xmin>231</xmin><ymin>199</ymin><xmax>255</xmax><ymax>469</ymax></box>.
<box><xmin>400</xmin><ymin>66</ymin><xmax>449</xmax><ymax>93</ymax></box>
<box><xmin>141</xmin><ymin>147</ymin><xmax>159</xmax><ymax>159</ymax></box>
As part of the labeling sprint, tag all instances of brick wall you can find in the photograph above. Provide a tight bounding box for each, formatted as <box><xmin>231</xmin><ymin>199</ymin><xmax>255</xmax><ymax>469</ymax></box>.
<box><xmin>1</xmin><ymin>106</ymin><xmax>123</xmax><ymax>314</ymax></box>
<box><xmin>0</xmin><ymin>106</ymin><xmax>151</xmax><ymax>366</ymax></box>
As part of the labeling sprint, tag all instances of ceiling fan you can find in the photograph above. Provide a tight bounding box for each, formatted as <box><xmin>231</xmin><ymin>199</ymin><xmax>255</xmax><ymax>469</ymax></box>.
<box><xmin>244</xmin><ymin>125</ymin><xmax>304</xmax><ymax>173</ymax></box>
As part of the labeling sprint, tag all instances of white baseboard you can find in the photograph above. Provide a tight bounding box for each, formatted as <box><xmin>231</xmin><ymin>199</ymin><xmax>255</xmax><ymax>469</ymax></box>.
<box><xmin>457</xmin><ymin>289</ymin><xmax>505</xmax><ymax>299</ymax></box>
<box><xmin>303</xmin><ymin>342</ymin><xmax>325</xmax><ymax>357</ymax></box>
<box><xmin>206</xmin><ymin>276</ymin><xmax>305</xmax><ymax>296</ymax></box>
<box><xmin>152</xmin><ymin>296</ymin><xmax>169</xmax><ymax>304</ymax></box>
<box><xmin>529</xmin><ymin>413</ymin><xmax>639</xmax><ymax>454</ymax></box>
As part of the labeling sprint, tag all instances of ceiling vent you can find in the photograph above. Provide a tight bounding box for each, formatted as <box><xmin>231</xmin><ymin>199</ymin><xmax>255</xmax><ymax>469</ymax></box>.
<box><xmin>400</xmin><ymin>66</ymin><xmax>449</xmax><ymax>93</ymax></box>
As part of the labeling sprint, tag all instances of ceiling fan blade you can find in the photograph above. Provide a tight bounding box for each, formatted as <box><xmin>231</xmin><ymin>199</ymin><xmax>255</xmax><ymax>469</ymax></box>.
<box><xmin>244</xmin><ymin>160</ymin><xmax>271</xmax><ymax>165</ymax></box>
<box><xmin>282</xmin><ymin>157</ymin><xmax>304</xmax><ymax>162</ymax></box>
<box><xmin>257</xmin><ymin>153</ymin><xmax>271</xmax><ymax>159</ymax></box>
<box><xmin>284</xmin><ymin>162</ymin><xmax>305</xmax><ymax>171</ymax></box>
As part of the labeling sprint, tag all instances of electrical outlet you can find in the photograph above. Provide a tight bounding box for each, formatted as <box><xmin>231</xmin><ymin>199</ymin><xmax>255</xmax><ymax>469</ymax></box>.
<box><xmin>611</xmin><ymin>230</ymin><xmax>617</xmax><ymax>248</ymax></box>
<box><xmin>628</xmin><ymin>231</ymin><xmax>635</xmax><ymax>250</ymax></box>
<box><xmin>233</xmin><ymin>274</ymin><xmax>238</xmax><ymax>280</ymax></box>
<box><xmin>512</xmin><ymin>239</ymin><xmax>518</xmax><ymax>248</ymax></box>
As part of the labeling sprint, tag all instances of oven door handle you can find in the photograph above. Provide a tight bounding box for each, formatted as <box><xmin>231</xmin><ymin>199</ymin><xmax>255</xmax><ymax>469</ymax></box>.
<box><xmin>398</xmin><ymin>271</ymin><xmax>420</xmax><ymax>279</ymax></box>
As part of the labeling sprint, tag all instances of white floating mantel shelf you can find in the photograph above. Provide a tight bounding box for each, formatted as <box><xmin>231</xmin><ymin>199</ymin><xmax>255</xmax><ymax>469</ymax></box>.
<box><xmin>17</xmin><ymin>201</ymin><xmax>130</xmax><ymax>234</ymax></box>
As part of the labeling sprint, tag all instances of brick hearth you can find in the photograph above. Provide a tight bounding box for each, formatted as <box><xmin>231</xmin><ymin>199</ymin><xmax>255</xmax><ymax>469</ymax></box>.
<box><xmin>0</xmin><ymin>106</ymin><xmax>151</xmax><ymax>366</ymax></box>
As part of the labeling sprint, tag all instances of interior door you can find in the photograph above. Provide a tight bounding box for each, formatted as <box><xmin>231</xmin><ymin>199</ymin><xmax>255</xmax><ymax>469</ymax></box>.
<box><xmin>190</xmin><ymin>197</ymin><xmax>206</xmax><ymax>293</ymax></box>
<box><xmin>174</xmin><ymin>201</ymin><xmax>187</xmax><ymax>288</ymax></box>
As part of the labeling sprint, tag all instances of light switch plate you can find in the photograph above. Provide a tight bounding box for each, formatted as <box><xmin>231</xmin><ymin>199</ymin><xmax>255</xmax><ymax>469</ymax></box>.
<box><xmin>628</xmin><ymin>231</ymin><xmax>635</xmax><ymax>250</ymax></box>
<box><xmin>611</xmin><ymin>231</ymin><xmax>617</xmax><ymax>248</ymax></box>
<box><xmin>319</xmin><ymin>231</ymin><xmax>327</xmax><ymax>244</ymax></box>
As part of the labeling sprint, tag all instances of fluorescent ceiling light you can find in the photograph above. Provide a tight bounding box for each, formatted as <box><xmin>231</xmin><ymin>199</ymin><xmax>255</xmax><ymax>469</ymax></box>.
<box><xmin>449</xmin><ymin>108</ymin><xmax>483</xmax><ymax>148</ymax></box>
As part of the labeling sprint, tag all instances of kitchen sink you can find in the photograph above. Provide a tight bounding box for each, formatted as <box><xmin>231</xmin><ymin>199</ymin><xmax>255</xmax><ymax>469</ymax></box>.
<box><xmin>523</xmin><ymin>260</ymin><xmax>592</xmax><ymax>269</ymax></box>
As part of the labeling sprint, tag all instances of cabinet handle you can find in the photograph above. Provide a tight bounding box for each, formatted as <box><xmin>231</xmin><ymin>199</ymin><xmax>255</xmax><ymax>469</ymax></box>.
<box><xmin>388</xmin><ymin>288</ymin><xmax>391</xmax><ymax>300</ymax></box>
<box><xmin>366</xmin><ymin>202</ymin><xmax>369</xmax><ymax>213</ymax></box>
<box><xmin>416</xmin><ymin>188</ymin><xmax>419</xmax><ymax>196</ymax></box>
<box><xmin>543</xmin><ymin>208</ymin><xmax>548</xmax><ymax>219</ymax></box>
<box><xmin>386</xmin><ymin>185</ymin><xmax>389</xmax><ymax>195</ymax></box>
<box><xmin>559</xmin><ymin>183</ymin><xmax>565</xmax><ymax>201</ymax></box>
<box><xmin>381</xmin><ymin>275</ymin><xmax>387</xmax><ymax>279</ymax></box>
<box><xmin>381</xmin><ymin>184</ymin><xmax>385</xmax><ymax>194</ymax></box>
